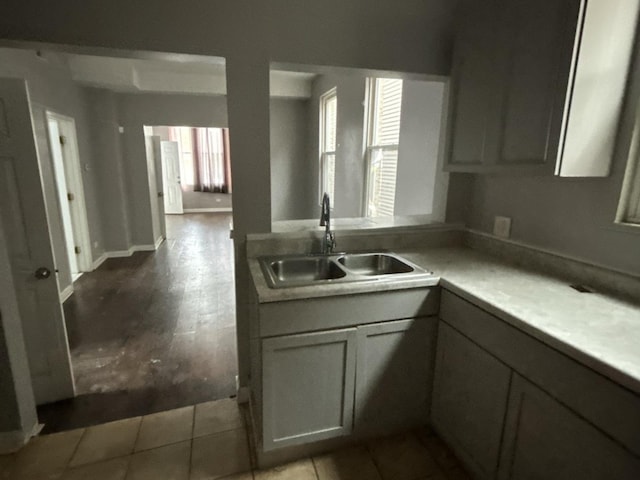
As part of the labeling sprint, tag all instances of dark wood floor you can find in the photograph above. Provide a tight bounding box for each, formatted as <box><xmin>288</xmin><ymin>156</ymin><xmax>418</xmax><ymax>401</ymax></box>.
<box><xmin>38</xmin><ymin>213</ymin><xmax>237</xmax><ymax>433</ymax></box>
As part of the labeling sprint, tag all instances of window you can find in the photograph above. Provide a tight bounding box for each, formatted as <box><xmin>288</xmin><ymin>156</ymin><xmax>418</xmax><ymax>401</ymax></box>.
<box><xmin>319</xmin><ymin>88</ymin><xmax>337</xmax><ymax>203</ymax></box>
<box><xmin>364</xmin><ymin>78</ymin><xmax>403</xmax><ymax>217</ymax></box>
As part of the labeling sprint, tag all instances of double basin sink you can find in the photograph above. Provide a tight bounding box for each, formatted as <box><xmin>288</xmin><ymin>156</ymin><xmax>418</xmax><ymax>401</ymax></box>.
<box><xmin>260</xmin><ymin>252</ymin><xmax>433</xmax><ymax>288</ymax></box>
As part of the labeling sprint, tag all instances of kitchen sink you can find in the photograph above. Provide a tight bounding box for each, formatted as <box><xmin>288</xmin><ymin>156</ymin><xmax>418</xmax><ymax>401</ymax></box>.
<box><xmin>337</xmin><ymin>253</ymin><xmax>414</xmax><ymax>275</ymax></box>
<box><xmin>268</xmin><ymin>257</ymin><xmax>347</xmax><ymax>283</ymax></box>
<box><xmin>259</xmin><ymin>252</ymin><xmax>433</xmax><ymax>288</ymax></box>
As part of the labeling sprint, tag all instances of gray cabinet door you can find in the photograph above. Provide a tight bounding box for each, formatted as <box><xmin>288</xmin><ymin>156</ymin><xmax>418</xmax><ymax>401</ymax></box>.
<box><xmin>431</xmin><ymin>322</ymin><xmax>512</xmax><ymax>480</ymax></box>
<box><xmin>262</xmin><ymin>328</ymin><xmax>357</xmax><ymax>451</ymax></box>
<box><xmin>355</xmin><ymin>317</ymin><xmax>437</xmax><ymax>436</ymax></box>
<box><xmin>498</xmin><ymin>374</ymin><xmax>640</xmax><ymax>480</ymax></box>
<box><xmin>494</xmin><ymin>0</ymin><xmax>579</xmax><ymax>167</ymax></box>
<box><xmin>447</xmin><ymin>0</ymin><xmax>501</xmax><ymax>168</ymax></box>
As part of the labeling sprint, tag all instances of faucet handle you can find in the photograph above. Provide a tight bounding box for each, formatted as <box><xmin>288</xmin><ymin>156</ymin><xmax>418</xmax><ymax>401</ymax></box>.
<box><xmin>328</xmin><ymin>232</ymin><xmax>336</xmax><ymax>253</ymax></box>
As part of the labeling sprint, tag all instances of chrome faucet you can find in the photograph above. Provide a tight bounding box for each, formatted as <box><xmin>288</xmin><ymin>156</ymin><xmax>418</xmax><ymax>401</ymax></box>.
<box><xmin>319</xmin><ymin>192</ymin><xmax>336</xmax><ymax>254</ymax></box>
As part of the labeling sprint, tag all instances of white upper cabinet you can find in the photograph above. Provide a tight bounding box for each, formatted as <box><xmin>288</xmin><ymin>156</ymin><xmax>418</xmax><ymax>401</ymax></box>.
<box><xmin>446</xmin><ymin>0</ymin><xmax>640</xmax><ymax>177</ymax></box>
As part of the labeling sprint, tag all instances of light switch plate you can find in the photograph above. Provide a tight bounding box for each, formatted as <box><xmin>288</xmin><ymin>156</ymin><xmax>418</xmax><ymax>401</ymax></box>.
<box><xmin>493</xmin><ymin>216</ymin><xmax>512</xmax><ymax>239</ymax></box>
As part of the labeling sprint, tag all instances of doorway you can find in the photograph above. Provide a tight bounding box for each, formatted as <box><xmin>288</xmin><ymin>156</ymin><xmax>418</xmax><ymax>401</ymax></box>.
<box><xmin>46</xmin><ymin>112</ymin><xmax>92</xmax><ymax>283</ymax></box>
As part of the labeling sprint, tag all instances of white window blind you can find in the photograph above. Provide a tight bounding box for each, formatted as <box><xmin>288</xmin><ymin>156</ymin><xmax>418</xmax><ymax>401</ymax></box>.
<box><xmin>320</xmin><ymin>88</ymin><xmax>337</xmax><ymax>203</ymax></box>
<box><xmin>365</xmin><ymin>78</ymin><xmax>403</xmax><ymax>217</ymax></box>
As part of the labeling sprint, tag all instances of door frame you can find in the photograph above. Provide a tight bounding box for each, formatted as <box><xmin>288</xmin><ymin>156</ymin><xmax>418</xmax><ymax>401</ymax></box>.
<box><xmin>45</xmin><ymin>111</ymin><xmax>93</xmax><ymax>273</ymax></box>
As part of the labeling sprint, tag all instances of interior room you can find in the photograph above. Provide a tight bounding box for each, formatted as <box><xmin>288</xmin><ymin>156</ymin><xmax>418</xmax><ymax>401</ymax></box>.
<box><xmin>0</xmin><ymin>1</ymin><xmax>639</xmax><ymax>479</ymax></box>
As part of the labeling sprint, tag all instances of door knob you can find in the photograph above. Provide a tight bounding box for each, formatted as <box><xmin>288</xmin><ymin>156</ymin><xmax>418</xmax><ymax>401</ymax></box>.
<box><xmin>34</xmin><ymin>267</ymin><xmax>51</xmax><ymax>280</ymax></box>
<box><xmin>158</xmin><ymin>192</ymin><xmax>164</xmax><ymax>198</ymax></box>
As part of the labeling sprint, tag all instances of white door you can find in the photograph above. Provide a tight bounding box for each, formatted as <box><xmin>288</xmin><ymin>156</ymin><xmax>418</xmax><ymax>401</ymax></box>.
<box><xmin>152</xmin><ymin>136</ymin><xmax>166</xmax><ymax>238</ymax></box>
<box><xmin>160</xmin><ymin>141</ymin><xmax>183</xmax><ymax>214</ymax></box>
<box><xmin>145</xmin><ymin>135</ymin><xmax>162</xmax><ymax>243</ymax></box>
<box><xmin>48</xmin><ymin>118</ymin><xmax>78</xmax><ymax>276</ymax></box>
<box><xmin>0</xmin><ymin>78</ymin><xmax>75</xmax><ymax>404</ymax></box>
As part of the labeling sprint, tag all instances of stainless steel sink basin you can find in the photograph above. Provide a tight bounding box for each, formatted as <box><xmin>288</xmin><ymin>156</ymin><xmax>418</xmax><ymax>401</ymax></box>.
<box><xmin>337</xmin><ymin>253</ymin><xmax>414</xmax><ymax>276</ymax></box>
<box><xmin>259</xmin><ymin>252</ymin><xmax>433</xmax><ymax>288</ymax></box>
<box><xmin>268</xmin><ymin>257</ymin><xmax>347</xmax><ymax>283</ymax></box>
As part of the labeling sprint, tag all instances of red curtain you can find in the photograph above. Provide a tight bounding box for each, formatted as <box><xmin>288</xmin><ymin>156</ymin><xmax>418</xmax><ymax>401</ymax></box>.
<box><xmin>192</xmin><ymin>128</ymin><xmax>231</xmax><ymax>193</ymax></box>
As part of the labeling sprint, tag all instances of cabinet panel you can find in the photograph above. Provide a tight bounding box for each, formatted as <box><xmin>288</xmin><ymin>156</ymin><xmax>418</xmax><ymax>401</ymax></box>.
<box><xmin>498</xmin><ymin>375</ymin><xmax>640</xmax><ymax>480</ymax></box>
<box><xmin>355</xmin><ymin>317</ymin><xmax>437</xmax><ymax>435</ymax></box>
<box><xmin>262</xmin><ymin>328</ymin><xmax>357</xmax><ymax>451</ymax></box>
<box><xmin>431</xmin><ymin>322</ymin><xmax>512</xmax><ymax>480</ymax></box>
<box><xmin>447</xmin><ymin>0</ymin><xmax>500</xmax><ymax>166</ymax></box>
<box><xmin>497</xmin><ymin>0</ymin><xmax>579</xmax><ymax>165</ymax></box>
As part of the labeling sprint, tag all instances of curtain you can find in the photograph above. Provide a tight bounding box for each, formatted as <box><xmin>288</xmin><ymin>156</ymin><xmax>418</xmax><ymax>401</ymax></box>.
<box><xmin>192</xmin><ymin>128</ymin><xmax>231</xmax><ymax>193</ymax></box>
<box><xmin>168</xmin><ymin>126</ymin><xmax>231</xmax><ymax>194</ymax></box>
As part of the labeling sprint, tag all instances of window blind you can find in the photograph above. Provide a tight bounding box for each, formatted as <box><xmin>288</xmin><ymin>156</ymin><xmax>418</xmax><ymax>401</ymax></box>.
<box><xmin>320</xmin><ymin>89</ymin><xmax>337</xmax><ymax>202</ymax></box>
<box><xmin>366</xmin><ymin>78</ymin><xmax>403</xmax><ymax>217</ymax></box>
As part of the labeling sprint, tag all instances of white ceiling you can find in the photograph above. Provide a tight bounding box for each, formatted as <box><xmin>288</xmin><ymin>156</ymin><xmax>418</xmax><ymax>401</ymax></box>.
<box><xmin>63</xmin><ymin>53</ymin><xmax>316</xmax><ymax>98</ymax></box>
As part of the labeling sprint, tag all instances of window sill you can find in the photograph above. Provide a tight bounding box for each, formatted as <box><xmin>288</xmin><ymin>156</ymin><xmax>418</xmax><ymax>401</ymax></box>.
<box><xmin>605</xmin><ymin>221</ymin><xmax>640</xmax><ymax>235</ymax></box>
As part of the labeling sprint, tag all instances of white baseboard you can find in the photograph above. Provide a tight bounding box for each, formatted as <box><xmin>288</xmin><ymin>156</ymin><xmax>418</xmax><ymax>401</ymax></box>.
<box><xmin>59</xmin><ymin>285</ymin><xmax>74</xmax><ymax>303</ymax></box>
<box><xmin>0</xmin><ymin>421</ymin><xmax>40</xmax><ymax>454</ymax></box>
<box><xmin>154</xmin><ymin>236</ymin><xmax>165</xmax><ymax>250</ymax></box>
<box><xmin>102</xmin><ymin>244</ymin><xmax>158</xmax><ymax>259</ymax></box>
<box><xmin>130</xmin><ymin>244</ymin><xmax>156</xmax><ymax>253</ymax></box>
<box><xmin>91</xmin><ymin>253</ymin><xmax>108</xmax><ymax>270</ymax></box>
<box><xmin>183</xmin><ymin>207</ymin><xmax>232</xmax><ymax>213</ymax></box>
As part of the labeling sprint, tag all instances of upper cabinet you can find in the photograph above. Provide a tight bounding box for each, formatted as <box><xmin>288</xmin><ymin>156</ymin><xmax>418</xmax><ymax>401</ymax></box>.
<box><xmin>446</xmin><ymin>0</ymin><xmax>640</xmax><ymax>177</ymax></box>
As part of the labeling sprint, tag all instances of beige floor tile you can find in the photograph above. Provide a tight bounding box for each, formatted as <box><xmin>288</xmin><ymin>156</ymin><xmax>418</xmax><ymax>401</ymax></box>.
<box><xmin>444</xmin><ymin>466</ymin><xmax>472</xmax><ymax>480</ymax></box>
<box><xmin>254</xmin><ymin>458</ymin><xmax>316</xmax><ymax>480</ymax></box>
<box><xmin>70</xmin><ymin>417</ymin><xmax>141</xmax><ymax>467</ymax></box>
<box><xmin>191</xmin><ymin>429</ymin><xmax>252</xmax><ymax>480</ymax></box>
<box><xmin>61</xmin><ymin>457</ymin><xmax>129</xmax><ymax>480</ymax></box>
<box><xmin>194</xmin><ymin>399</ymin><xmax>244</xmax><ymax>438</ymax></box>
<box><xmin>127</xmin><ymin>441</ymin><xmax>191</xmax><ymax>480</ymax></box>
<box><xmin>215</xmin><ymin>472</ymin><xmax>254</xmax><ymax>480</ymax></box>
<box><xmin>135</xmin><ymin>406</ymin><xmax>194</xmax><ymax>452</ymax></box>
<box><xmin>368</xmin><ymin>432</ymin><xmax>439</xmax><ymax>480</ymax></box>
<box><xmin>313</xmin><ymin>446</ymin><xmax>381</xmax><ymax>480</ymax></box>
<box><xmin>421</xmin><ymin>436</ymin><xmax>459</xmax><ymax>471</ymax></box>
<box><xmin>8</xmin><ymin>428</ymin><xmax>85</xmax><ymax>479</ymax></box>
<box><xmin>0</xmin><ymin>454</ymin><xmax>15</xmax><ymax>479</ymax></box>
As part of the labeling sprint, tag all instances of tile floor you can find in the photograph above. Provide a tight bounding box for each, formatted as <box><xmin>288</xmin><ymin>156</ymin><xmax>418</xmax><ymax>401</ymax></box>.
<box><xmin>1</xmin><ymin>398</ymin><xmax>471</xmax><ymax>480</ymax></box>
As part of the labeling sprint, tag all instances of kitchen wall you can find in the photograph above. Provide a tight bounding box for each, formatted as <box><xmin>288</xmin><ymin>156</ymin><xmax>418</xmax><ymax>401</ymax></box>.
<box><xmin>0</xmin><ymin>48</ymin><xmax>105</xmax><ymax>294</ymax></box>
<box><xmin>270</xmin><ymin>98</ymin><xmax>311</xmax><ymax>221</ymax></box>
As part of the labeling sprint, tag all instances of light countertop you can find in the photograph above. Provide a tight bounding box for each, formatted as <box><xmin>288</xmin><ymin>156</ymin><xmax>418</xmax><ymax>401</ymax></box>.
<box><xmin>249</xmin><ymin>246</ymin><xmax>640</xmax><ymax>396</ymax></box>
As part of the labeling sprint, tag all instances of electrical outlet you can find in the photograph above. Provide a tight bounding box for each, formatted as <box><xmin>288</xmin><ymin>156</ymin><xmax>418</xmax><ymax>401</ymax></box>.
<box><xmin>493</xmin><ymin>216</ymin><xmax>512</xmax><ymax>239</ymax></box>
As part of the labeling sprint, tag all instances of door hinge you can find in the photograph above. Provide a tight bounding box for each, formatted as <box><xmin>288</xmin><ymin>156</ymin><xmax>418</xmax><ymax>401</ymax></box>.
<box><xmin>74</xmin><ymin>246</ymin><xmax>81</xmax><ymax>254</ymax></box>
<box><xmin>67</xmin><ymin>192</ymin><xmax>75</xmax><ymax>201</ymax></box>
<box><xmin>59</xmin><ymin>135</ymin><xmax>67</xmax><ymax>145</ymax></box>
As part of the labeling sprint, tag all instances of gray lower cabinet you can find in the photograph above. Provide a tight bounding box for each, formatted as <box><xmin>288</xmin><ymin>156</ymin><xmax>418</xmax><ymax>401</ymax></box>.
<box><xmin>261</xmin><ymin>328</ymin><xmax>357</xmax><ymax>451</ymax></box>
<box><xmin>355</xmin><ymin>318</ymin><xmax>437</xmax><ymax>436</ymax></box>
<box><xmin>498</xmin><ymin>374</ymin><xmax>640</xmax><ymax>480</ymax></box>
<box><xmin>431</xmin><ymin>322</ymin><xmax>512</xmax><ymax>480</ymax></box>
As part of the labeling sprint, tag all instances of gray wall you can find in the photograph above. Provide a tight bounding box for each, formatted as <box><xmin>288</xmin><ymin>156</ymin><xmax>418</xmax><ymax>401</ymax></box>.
<box><xmin>0</xmin><ymin>48</ymin><xmax>105</xmax><ymax>294</ymax></box>
<box><xmin>0</xmin><ymin>0</ymin><xmax>457</xmax><ymax>397</ymax></box>
<box><xmin>85</xmin><ymin>88</ymin><xmax>131</xmax><ymax>252</ymax></box>
<box><xmin>270</xmin><ymin>98</ymin><xmax>311</xmax><ymax>221</ymax></box>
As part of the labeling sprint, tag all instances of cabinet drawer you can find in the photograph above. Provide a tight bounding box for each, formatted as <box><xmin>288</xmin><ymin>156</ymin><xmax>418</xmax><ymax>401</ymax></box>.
<box><xmin>441</xmin><ymin>289</ymin><xmax>640</xmax><ymax>456</ymax></box>
<box><xmin>259</xmin><ymin>287</ymin><xmax>440</xmax><ymax>337</ymax></box>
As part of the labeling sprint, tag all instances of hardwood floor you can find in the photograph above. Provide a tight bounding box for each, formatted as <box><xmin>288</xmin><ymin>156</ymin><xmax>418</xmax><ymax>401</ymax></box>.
<box><xmin>37</xmin><ymin>213</ymin><xmax>237</xmax><ymax>433</ymax></box>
